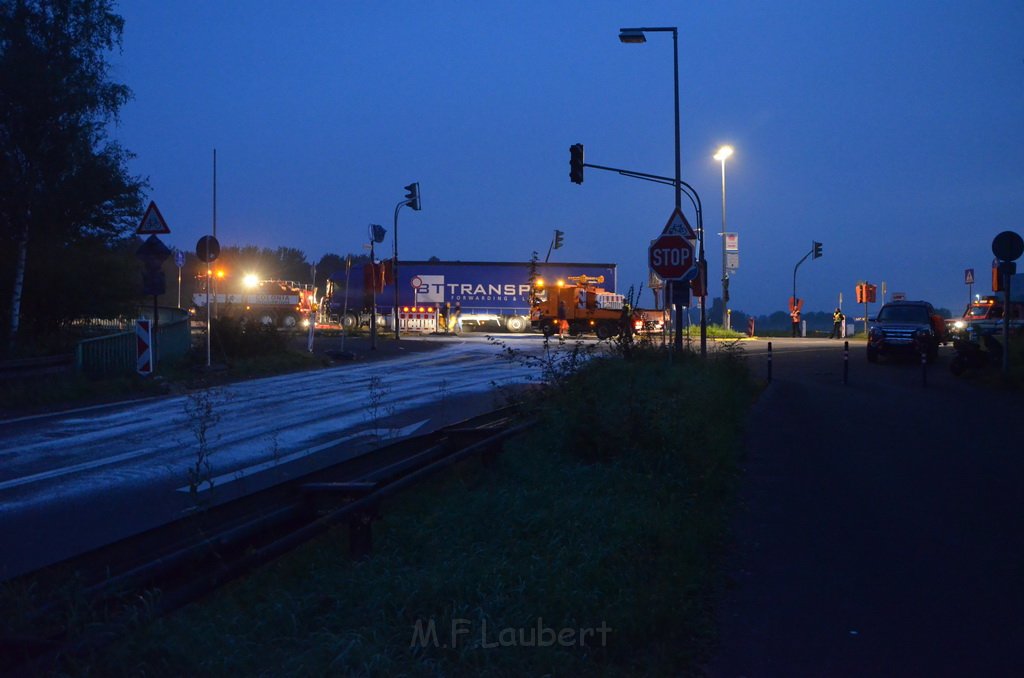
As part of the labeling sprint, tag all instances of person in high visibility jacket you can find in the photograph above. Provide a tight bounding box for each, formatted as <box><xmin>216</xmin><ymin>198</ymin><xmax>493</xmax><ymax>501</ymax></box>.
<box><xmin>830</xmin><ymin>307</ymin><xmax>845</xmax><ymax>339</ymax></box>
<box><xmin>790</xmin><ymin>307</ymin><xmax>801</xmax><ymax>337</ymax></box>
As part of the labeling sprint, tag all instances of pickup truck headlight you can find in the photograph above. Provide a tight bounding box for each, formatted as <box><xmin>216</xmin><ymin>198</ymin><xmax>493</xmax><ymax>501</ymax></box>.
<box><xmin>953</xmin><ymin>320</ymin><xmax>966</xmax><ymax>330</ymax></box>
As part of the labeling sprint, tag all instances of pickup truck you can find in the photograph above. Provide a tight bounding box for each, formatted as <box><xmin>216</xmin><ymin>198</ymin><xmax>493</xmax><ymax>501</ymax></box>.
<box><xmin>867</xmin><ymin>300</ymin><xmax>947</xmax><ymax>363</ymax></box>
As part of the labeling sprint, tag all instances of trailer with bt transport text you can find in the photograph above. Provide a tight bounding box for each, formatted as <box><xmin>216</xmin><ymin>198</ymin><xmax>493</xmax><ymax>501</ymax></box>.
<box><xmin>320</xmin><ymin>260</ymin><xmax>617</xmax><ymax>333</ymax></box>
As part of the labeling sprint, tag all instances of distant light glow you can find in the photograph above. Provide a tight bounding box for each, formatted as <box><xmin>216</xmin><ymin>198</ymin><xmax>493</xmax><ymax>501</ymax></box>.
<box><xmin>243</xmin><ymin>273</ymin><xmax>259</xmax><ymax>288</ymax></box>
<box><xmin>714</xmin><ymin>145</ymin><xmax>734</xmax><ymax>161</ymax></box>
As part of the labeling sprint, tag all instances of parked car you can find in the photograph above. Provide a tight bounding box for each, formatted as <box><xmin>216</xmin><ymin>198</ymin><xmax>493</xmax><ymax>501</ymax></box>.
<box><xmin>867</xmin><ymin>300</ymin><xmax>947</xmax><ymax>363</ymax></box>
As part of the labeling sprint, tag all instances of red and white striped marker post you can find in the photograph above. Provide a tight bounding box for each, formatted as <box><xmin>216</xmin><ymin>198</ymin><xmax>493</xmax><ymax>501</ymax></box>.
<box><xmin>136</xmin><ymin>319</ymin><xmax>153</xmax><ymax>376</ymax></box>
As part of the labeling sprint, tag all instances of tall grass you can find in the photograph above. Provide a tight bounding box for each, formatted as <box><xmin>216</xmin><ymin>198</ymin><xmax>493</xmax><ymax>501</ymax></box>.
<box><xmin>76</xmin><ymin>344</ymin><xmax>756</xmax><ymax>676</ymax></box>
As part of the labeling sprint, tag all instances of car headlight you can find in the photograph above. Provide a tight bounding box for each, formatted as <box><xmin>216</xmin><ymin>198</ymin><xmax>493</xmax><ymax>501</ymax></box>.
<box><xmin>953</xmin><ymin>320</ymin><xmax>965</xmax><ymax>330</ymax></box>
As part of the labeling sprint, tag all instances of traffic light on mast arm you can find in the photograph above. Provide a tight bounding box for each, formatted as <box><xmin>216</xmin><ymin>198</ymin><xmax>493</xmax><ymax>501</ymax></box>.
<box><xmin>569</xmin><ymin>144</ymin><xmax>584</xmax><ymax>184</ymax></box>
<box><xmin>553</xmin><ymin>229</ymin><xmax>564</xmax><ymax>250</ymax></box>
<box><xmin>812</xmin><ymin>241</ymin><xmax>823</xmax><ymax>259</ymax></box>
<box><xmin>404</xmin><ymin>182</ymin><xmax>421</xmax><ymax>211</ymax></box>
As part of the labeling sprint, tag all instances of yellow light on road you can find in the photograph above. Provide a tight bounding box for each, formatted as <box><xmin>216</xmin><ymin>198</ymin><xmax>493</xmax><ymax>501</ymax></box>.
<box><xmin>243</xmin><ymin>273</ymin><xmax>259</xmax><ymax>288</ymax></box>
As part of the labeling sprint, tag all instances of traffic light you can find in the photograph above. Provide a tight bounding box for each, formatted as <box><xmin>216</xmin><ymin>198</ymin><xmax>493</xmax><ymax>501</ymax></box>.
<box><xmin>404</xmin><ymin>182</ymin><xmax>421</xmax><ymax>211</ymax></box>
<box><xmin>553</xmin><ymin>229</ymin><xmax>564</xmax><ymax>250</ymax></box>
<box><xmin>813</xmin><ymin>241</ymin><xmax>823</xmax><ymax>259</ymax></box>
<box><xmin>569</xmin><ymin>144</ymin><xmax>584</xmax><ymax>184</ymax></box>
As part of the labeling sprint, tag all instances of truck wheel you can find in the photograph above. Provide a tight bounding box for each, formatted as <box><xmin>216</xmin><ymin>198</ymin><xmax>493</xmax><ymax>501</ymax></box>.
<box><xmin>504</xmin><ymin>315</ymin><xmax>528</xmax><ymax>333</ymax></box>
<box><xmin>281</xmin><ymin>313</ymin><xmax>298</xmax><ymax>329</ymax></box>
<box><xmin>866</xmin><ymin>346</ymin><xmax>878</xmax><ymax>363</ymax></box>
<box><xmin>341</xmin><ymin>312</ymin><xmax>358</xmax><ymax>331</ymax></box>
<box><xmin>595</xmin><ymin>323</ymin><xmax>614</xmax><ymax>340</ymax></box>
<box><xmin>258</xmin><ymin>313</ymin><xmax>276</xmax><ymax>326</ymax></box>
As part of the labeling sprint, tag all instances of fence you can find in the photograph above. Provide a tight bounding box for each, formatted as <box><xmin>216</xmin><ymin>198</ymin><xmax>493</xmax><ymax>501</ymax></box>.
<box><xmin>75</xmin><ymin>307</ymin><xmax>191</xmax><ymax>377</ymax></box>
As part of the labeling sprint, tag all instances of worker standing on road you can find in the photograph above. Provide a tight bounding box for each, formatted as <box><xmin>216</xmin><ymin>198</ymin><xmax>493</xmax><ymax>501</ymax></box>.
<box><xmin>830</xmin><ymin>307</ymin><xmax>845</xmax><ymax>339</ymax></box>
<box><xmin>791</xmin><ymin>306</ymin><xmax>801</xmax><ymax>337</ymax></box>
<box><xmin>557</xmin><ymin>298</ymin><xmax>567</xmax><ymax>339</ymax></box>
<box><xmin>440</xmin><ymin>302</ymin><xmax>450</xmax><ymax>334</ymax></box>
<box><xmin>453</xmin><ymin>301</ymin><xmax>463</xmax><ymax>334</ymax></box>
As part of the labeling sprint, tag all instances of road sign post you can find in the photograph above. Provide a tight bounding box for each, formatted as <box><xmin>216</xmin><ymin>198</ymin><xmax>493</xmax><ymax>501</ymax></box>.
<box><xmin>992</xmin><ymin>230</ymin><xmax>1024</xmax><ymax>375</ymax></box>
<box><xmin>649</xmin><ymin>231</ymin><xmax>696</xmax><ymax>351</ymax></box>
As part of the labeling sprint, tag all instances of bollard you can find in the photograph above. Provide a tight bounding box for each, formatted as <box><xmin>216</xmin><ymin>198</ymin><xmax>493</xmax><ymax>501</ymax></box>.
<box><xmin>921</xmin><ymin>350</ymin><xmax>927</xmax><ymax>387</ymax></box>
<box><xmin>843</xmin><ymin>340</ymin><xmax>849</xmax><ymax>385</ymax></box>
<box><xmin>767</xmin><ymin>341</ymin><xmax>773</xmax><ymax>383</ymax></box>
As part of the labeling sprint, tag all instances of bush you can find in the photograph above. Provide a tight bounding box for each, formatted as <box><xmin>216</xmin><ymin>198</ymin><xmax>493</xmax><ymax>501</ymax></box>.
<box><xmin>205</xmin><ymin>317</ymin><xmax>288</xmax><ymax>359</ymax></box>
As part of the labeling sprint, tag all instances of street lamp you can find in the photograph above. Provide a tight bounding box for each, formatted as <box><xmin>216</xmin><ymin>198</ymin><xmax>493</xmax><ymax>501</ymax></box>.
<box><xmin>619</xmin><ymin>27</ymin><xmax>681</xmax><ymax>210</ymax></box>
<box><xmin>620</xmin><ymin>26</ymin><xmax>706</xmax><ymax>356</ymax></box>
<box><xmin>714</xmin><ymin>145</ymin><xmax>733</xmax><ymax>329</ymax></box>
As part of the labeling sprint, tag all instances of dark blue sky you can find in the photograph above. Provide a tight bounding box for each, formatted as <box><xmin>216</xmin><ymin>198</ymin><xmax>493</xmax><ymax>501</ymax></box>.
<box><xmin>112</xmin><ymin>1</ymin><xmax>1023</xmax><ymax>316</ymax></box>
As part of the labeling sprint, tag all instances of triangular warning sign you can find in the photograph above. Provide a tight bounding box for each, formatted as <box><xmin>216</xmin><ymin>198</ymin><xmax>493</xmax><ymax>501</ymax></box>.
<box><xmin>137</xmin><ymin>201</ymin><xmax>171</xmax><ymax>235</ymax></box>
<box><xmin>661</xmin><ymin>207</ymin><xmax>696</xmax><ymax>239</ymax></box>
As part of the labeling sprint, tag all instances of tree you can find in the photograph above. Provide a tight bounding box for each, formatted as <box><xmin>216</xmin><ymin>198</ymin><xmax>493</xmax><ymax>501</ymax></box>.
<box><xmin>0</xmin><ymin>0</ymin><xmax>145</xmax><ymax>353</ymax></box>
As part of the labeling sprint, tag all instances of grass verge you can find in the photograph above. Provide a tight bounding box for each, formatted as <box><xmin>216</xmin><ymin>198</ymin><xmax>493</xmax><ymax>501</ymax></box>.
<box><xmin>62</xmin><ymin>345</ymin><xmax>758</xmax><ymax>676</ymax></box>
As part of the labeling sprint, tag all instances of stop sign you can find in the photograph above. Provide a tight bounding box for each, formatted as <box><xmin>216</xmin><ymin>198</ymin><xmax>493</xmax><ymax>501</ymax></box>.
<box><xmin>649</xmin><ymin>233</ymin><xmax>695</xmax><ymax>281</ymax></box>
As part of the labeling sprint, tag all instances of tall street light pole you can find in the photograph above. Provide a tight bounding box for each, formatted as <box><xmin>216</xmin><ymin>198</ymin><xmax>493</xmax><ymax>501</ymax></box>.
<box><xmin>620</xmin><ymin>26</ymin><xmax>705</xmax><ymax>356</ymax></box>
<box><xmin>714</xmin><ymin>145</ymin><xmax>733</xmax><ymax>329</ymax></box>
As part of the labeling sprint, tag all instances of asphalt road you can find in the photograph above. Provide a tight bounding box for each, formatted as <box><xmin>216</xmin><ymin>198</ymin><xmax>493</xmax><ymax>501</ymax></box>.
<box><xmin>0</xmin><ymin>333</ymin><xmax>554</xmax><ymax>580</ymax></box>
<box><xmin>712</xmin><ymin>338</ymin><xmax>1024</xmax><ymax>676</ymax></box>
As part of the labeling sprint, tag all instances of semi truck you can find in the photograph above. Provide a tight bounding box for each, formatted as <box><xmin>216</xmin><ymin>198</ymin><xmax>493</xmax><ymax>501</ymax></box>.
<box><xmin>192</xmin><ymin>277</ymin><xmax>316</xmax><ymax>328</ymax></box>
<box><xmin>320</xmin><ymin>260</ymin><xmax>617</xmax><ymax>333</ymax></box>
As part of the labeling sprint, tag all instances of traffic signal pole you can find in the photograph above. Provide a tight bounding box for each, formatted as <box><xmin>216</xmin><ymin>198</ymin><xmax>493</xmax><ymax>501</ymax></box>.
<box><xmin>393</xmin><ymin>183</ymin><xmax>421</xmax><ymax>340</ymax></box>
<box><xmin>792</xmin><ymin>241</ymin><xmax>823</xmax><ymax>326</ymax></box>
<box><xmin>576</xmin><ymin>159</ymin><xmax>706</xmax><ymax>356</ymax></box>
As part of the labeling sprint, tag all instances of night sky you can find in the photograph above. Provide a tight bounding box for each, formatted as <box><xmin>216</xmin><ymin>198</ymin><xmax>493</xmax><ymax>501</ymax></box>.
<box><xmin>112</xmin><ymin>1</ymin><xmax>1023</xmax><ymax>316</ymax></box>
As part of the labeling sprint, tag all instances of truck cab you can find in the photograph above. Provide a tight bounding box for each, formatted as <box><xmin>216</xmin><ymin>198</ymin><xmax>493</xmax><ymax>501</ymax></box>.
<box><xmin>950</xmin><ymin>295</ymin><xmax>1024</xmax><ymax>340</ymax></box>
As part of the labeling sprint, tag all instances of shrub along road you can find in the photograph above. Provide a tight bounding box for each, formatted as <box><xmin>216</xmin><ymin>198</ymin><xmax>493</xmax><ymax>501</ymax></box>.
<box><xmin>712</xmin><ymin>340</ymin><xmax>1023</xmax><ymax>675</ymax></box>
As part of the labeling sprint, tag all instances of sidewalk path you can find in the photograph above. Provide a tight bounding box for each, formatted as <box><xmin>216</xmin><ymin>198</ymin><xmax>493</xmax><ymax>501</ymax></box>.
<box><xmin>712</xmin><ymin>344</ymin><xmax>1024</xmax><ymax>676</ymax></box>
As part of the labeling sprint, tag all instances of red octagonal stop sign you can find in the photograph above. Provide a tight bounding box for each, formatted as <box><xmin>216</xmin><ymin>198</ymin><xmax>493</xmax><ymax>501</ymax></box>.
<box><xmin>649</xmin><ymin>233</ymin><xmax>695</xmax><ymax>281</ymax></box>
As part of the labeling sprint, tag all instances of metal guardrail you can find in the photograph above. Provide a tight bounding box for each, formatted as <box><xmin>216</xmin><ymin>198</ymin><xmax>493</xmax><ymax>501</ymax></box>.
<box><xmin>75</xmin><ymin>314</ymin><xmax>191</xmax><ymax>377</ymax></box>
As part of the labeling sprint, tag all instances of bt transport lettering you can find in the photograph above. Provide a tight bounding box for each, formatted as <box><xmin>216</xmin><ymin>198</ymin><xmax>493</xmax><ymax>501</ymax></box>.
<box><xmin>412</xmin><ymin>280</ymin><xmax>533</xmax><ymax>303</ymax></box>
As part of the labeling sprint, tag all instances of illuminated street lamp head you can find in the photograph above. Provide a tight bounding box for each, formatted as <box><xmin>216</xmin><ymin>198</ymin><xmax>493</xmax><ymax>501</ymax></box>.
<box><xmin>243</xmin><ymin>273</ymin><xmax>259</xmax><ymax>289</ymax></box>
<box><xmin>714</xmin><ymin>145</ymin><xmax>734</xmax><ymax>162</ymax></box>
<box><xmin>618</xmin><ymin>28</ymin><xmax>647</xmax><ymax>43</ymax></box>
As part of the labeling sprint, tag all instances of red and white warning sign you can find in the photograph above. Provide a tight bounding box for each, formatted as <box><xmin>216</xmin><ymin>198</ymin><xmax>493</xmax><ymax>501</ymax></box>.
<box><xmin>398</xmin><ymin>306</ymin><xmax>438</xmax><ymax>333</ymax></box>
<box><xmin>136</xmin><ymin>319</ymin><xmax>153</xmax><ymax>375</ymax></box>
<box><xmin>137</xmin><ymin>201</ymin><xmax>171</xmax><ymax>235</ymax></box>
